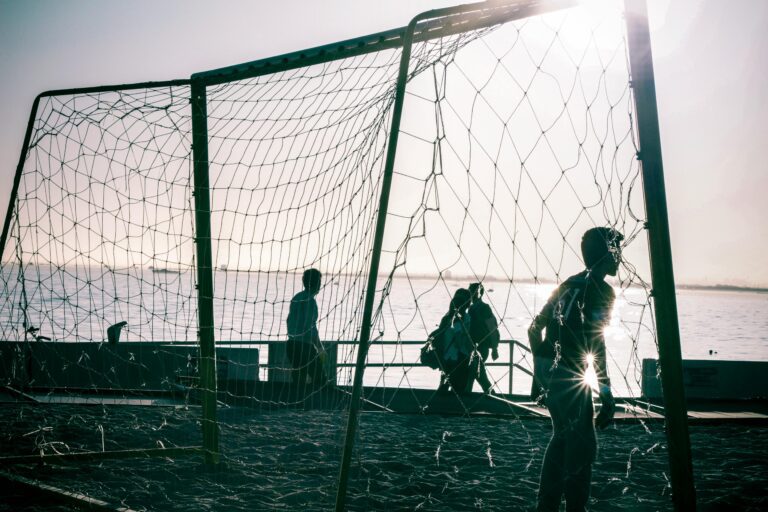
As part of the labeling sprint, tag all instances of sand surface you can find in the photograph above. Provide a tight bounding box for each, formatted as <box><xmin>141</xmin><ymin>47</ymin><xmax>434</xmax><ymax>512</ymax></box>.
<box><xmin>0</xmin><ymin>404</ymin><xmax>766</xmax><ymax>511</ymax></box>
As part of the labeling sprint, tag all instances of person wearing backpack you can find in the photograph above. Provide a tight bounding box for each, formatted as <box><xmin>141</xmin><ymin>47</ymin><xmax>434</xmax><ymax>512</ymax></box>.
<box><xmin>528</xmin><ymin>227</ymin><xmax>623</xmax><ymax>512</ymax></box>
<box><xmin>434</xmin><ymin>288</ymin><xmax>474</xmax><ymax>393</ymax></box>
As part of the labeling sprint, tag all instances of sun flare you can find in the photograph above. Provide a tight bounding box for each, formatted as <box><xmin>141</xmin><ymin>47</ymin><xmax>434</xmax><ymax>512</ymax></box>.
<box><xmin>583</xmin><ymin>352</ymin><xmax>600</xmax><ymax>392</ymax></box>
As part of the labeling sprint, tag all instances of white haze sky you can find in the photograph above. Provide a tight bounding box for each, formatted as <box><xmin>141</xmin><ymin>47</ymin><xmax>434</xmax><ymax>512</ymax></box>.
<box><xmin>0</xmin><ymin>0</ymin><xmax>766</xmax><ymax>287</ymax></box>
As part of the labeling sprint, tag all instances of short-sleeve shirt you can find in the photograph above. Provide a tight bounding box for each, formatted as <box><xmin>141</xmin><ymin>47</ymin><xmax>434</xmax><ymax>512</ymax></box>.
<box><xmin>532</xmin><ymin>271</ymin><xmax>615</xmax><ymax>374</ymax></box>
<box><xmin>287</xmin><ymin>290</ymin><xmax>319</xmax><ymax>344</ymax></box>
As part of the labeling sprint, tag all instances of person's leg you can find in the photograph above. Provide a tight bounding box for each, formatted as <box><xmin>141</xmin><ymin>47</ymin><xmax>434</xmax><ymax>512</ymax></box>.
<box><xmin>538</xmin><ymin>387</ymin><xmax>567</xmax><ymax>512</ymax></box>
<box><xmin>449</xmin><ymin>356</ymin><xmax>472</xmax><ymax>393</ymax></box>
<box><xmin>475</xmin><ymin>347</ymin><xmax>493</xmax><ymax>393</ymax></box>
<box><xmin>304</xmin><ymin>344</ymin><xmax>325</xmax><ymax>386</ymax></box>
<box><xmin>286</xmin><ymin>339</ymin><xmax>304</xmax><ymax>384</ymax></box>
<box><xmin>532</xmin><ymin>356</ymin><xmax>554</xmax><ymax>403</ymax></box>
<box><xmin>563</xmin><ymin>390</ymin><xmax>596</xmax><ymax>512</ymax></box>
<box><xmin>292</xmin><ymin>340</ymin><xmax>313</xmax><ymax>385</ymax></box>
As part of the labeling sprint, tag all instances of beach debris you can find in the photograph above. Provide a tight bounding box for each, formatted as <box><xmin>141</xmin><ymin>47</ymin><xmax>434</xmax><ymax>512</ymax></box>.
<box><xmin>626</xmin><ymin>447</ymin><xmax>640</xmax><ymax>477</ymax></box>
<box><xmin>107</xmin><ymin>321</ymin><xmax>128</xmax><ymax>344</ymax></box>
<box><xmin>97</xmin><ymin>424</ymin><xmax>105</xmax><ymax>452</ymax></box>
<box><xmin>434</xmin><ymin>431</ymin><xmax>452</xmax><ymax>466</ymax></box>
<box><xmin>661</xmin><ymin>472</ymin><xmax>671</xmax><ymax>496</ymax></box>
<box><xmin>645</xmin><ymin>442</ymin><xmax>661</xmax><ymax>454</ymax></box>
<box><xmin>485</xmin><ymin>440</ymin><xmax>495</xmax><ymax>468</ymax></box>
<box><xmin>414</xmin><ymin>493</ymin><xmax>435</xmax><ymax>510</ymax></box>
<box><xmin>25</xmin><ymin>325</ymin><xmax>51</xmax><ymax>342</ymax></box>
<box><xmin>22</xmin><ymin>426</ymin><xmax>53</xmax><ymax>437</ymax></box>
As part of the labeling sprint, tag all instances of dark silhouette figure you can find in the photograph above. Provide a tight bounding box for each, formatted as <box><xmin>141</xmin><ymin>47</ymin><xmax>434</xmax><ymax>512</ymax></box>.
<box><xmin>528</xmin><ymin>227</ymin><xmax>622</xmax><ymax>512</ymax></box>
<box><xmin>435</xmin><ymin>288</ymin><xmax>474</xmax><ymax>393</ymax></box>
<box><xmin>25</xmin><ymin>325</ymin><xmax>50</xmax><ymax>342</ymax></box>
<box><xmin>286</xmin><ymin>268</ymin><xmax>328</xmax><ymax>386</ymax></box>
<box><xmin>468</xmin><ymin>282</ymin><xmax>500</xmax><ymax>394</ymax></box>
<box><xmin>107</xmin><ymin>321</ymin><xmax>128</xmax><ymax>344</ymax></box>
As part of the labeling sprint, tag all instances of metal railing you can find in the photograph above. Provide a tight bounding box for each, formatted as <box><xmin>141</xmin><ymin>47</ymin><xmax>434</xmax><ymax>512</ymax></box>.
<box><xmin>216</xmin><ymin>338</ymin><xmax>533</xmax><ymax>395</ymax></box>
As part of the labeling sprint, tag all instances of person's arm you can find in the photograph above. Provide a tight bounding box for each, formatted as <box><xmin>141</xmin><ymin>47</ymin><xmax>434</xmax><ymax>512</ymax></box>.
<box><xmin>590</xmin><ymin>288</ymin><xmax>615</xmax><ymax>389</ymax></box>
<box><xmin>311</xmin><ymin>297</ymin><xmax>322</xmax><ymax>350</ymax></box>
<box><xmin>593</xmin><ymin>289</ymin><xmax>616</xmax><ymax>429</ymax></box>
<box><xmin>490</xmin><ymin>331</ymin><xmax>500</xmax><ymax>361</ymax></box>
<box><xmin>528</xmin><ymin>289</ymin><xmax>559</xmax><ymax>400</ymax></box>
<box><xmin>287</xmin><ymin>296</ymin><xmax>299</xmax><ymax>338</ymax></box>
<box><xmin>527</xmin><ymin>316</ymin><xmax>545</xmax><ymax>355</ymax></box>
<box><xmin>593</xmin><ymin>335</ymin><xmax>610</xmax><ymax>389</ymax></box>
<box><xmin>484</xmin><ymin>304</ymin><xmax>501</xmax><ymax>359</ymax></box>
<box><xmin>527</xmin><ymin>288</ymin><xmax>557</xmax><ymax>354</ymax></box>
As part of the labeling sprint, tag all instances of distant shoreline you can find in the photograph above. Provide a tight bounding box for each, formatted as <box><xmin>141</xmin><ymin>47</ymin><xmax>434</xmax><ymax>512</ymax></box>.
<box><xmin>676</xmin><ymin>283</ymin><xmax>768</xmax><ymax>294</ymax></box>
<box><xmin>3</xmin><ymin>261</ymin><xmax>767</xmax><ymax>293</ymax></box>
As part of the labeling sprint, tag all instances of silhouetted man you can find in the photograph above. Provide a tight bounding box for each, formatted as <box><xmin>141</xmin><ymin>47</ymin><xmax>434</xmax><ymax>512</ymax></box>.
<box><xmin>286</xmin><ymin>268</ymin><xmax>327</xmax><ymax>386</ymax></box>
<box><xmin>528</xmin><ymin>227</ymin><xmax>622</xmax><ymax>512</ymax></box>
<box><xmin>468</xmin><ymin>282</ymin><xmax>500</xmax><ymax>394</ymax></box>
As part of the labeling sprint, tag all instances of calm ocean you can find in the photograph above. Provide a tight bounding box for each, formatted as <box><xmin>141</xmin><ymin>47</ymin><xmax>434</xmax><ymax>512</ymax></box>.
<box><xmin>2</xmin><ymin>267</ymin><xmax>766</xmax><ymax>396</ymax></box>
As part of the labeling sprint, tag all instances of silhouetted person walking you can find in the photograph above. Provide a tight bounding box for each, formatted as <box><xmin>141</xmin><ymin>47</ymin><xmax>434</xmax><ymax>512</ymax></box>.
<box><xmin>528</xmin><ymin>227</ymin><xmax>622</xmax><ymax>512</ymax></box>
<box><xmin>468</xmin><ymin>282</ymin><xmax>500</xmax><ymax>394</ymax></box>
<box><xmin>286</xmin><ymin>268</ymin><xmax>328</xmax><ymax>386</ymax></box>
<box><xmin>436</xmin><ymin>288</ymin><xmax>474</xmax><ymax>393</ymax></box>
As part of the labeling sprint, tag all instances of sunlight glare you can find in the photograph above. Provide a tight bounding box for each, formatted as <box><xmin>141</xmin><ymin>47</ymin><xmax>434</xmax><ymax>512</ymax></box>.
<box><xmin>583</xmin><ymin>352</ymin><xmax>600</xmax><ymax>392</ymax></box>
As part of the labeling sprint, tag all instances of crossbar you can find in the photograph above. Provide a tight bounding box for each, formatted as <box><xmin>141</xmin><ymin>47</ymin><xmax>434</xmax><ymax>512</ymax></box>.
<box><xmin>192</xmin><ymin>0</ymin><xmax>576</xmax><ymax>85</ymax></box>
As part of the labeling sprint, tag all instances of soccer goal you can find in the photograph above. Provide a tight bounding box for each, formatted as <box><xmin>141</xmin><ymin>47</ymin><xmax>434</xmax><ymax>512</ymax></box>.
<box><xmin>0</xmin><ymin>1</ymin><xmax>694</xmax><ymax>510</ymax></box>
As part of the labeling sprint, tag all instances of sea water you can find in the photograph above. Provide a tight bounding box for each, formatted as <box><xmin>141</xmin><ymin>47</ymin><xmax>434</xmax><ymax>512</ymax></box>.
<box><xmin>1</xmin><ymin>266</ymin><xmax>766</xmax><ymax>396</ymax></box>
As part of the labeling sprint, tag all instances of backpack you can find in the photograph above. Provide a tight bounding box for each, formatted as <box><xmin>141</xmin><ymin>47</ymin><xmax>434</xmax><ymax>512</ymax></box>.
<box><xmin>420</xmin><ymin>328</ymin><xmax>443</xmax><ymax>370</ymax></box>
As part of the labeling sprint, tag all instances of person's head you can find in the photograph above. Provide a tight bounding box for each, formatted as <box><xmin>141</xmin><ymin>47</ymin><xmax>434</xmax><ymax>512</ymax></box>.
<box><xmin>581</xmin><ymin>227</ymin><xmax>624</xmax><ymax>277</ymax></box>
<box><xmin>468</xmin><ymin>282</ymin><xmax>484</xmax><ymax>301</ymax></box>
<box><xmin>302</xmin><ymin>268</ymin><xmax>322</xmax><ymax>295</ymax></box>
<box><xmin>451</xmin><ymin>288</ymin><xmax>472</xmax><ymax>315</ymax></box>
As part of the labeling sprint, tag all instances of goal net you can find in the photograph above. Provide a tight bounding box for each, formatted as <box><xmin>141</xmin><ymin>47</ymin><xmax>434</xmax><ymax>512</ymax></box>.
<box><xmin>0</xmin><ymin>2</ymin><xmax>672</xmax><ymax>510</ymax></box>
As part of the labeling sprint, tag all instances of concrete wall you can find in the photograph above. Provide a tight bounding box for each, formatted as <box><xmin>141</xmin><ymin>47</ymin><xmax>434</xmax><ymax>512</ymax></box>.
<box><xmin>642</xmin><ymin>358</ymin><xmax>768</xmax><ymax>400</ymax></box>
<box><xmin>0</xmin><ymin>342</ymin><xmax>258</xmax><ymax>393</ymax></box>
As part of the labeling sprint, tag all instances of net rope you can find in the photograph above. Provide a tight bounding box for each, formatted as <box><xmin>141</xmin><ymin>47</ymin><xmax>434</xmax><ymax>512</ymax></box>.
<box><xmin>0</xmin><ymin>3</ymin><xmax>672</xmax><ymax>510</ymax></box>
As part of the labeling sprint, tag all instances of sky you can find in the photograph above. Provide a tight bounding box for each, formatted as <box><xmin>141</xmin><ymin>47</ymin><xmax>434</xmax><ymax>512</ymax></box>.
<box><xmin>0</xmin><ymin>0</ymin><xmax>766</xmax><ymax>287</ymax></box>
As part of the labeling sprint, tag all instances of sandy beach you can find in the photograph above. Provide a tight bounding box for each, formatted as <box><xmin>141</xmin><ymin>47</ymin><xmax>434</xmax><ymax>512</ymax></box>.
<box><xmin>0</xmin><ymin>403</ymin><xmax>766</xmax><ymax>511</ymax></box>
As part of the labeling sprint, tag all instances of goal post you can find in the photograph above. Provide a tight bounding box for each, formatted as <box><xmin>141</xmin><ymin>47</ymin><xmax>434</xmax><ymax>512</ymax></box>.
<box><xmin>0</xmin><ymin>80</ymin><xmax>207</xmax><ymax>467</ymax></box>
<box><xmin>0</xmin><ymin>1</ymin><xmax>696</xmax><ymax>510</ymax></box>
<box><xmin>190</xmin><ymin>80</ymin><xmax>220</xmax><ymax>465</ymax></box>
<box><xmin>625</xmin><ymin>0</ymin><xmax>696</xmax><ymax>509</ymax></box>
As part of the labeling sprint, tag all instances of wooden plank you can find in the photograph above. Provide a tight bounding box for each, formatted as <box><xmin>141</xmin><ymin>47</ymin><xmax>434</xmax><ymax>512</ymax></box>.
<box><xmin>0</xmin><ymin>385</ymin><xmax>39</xmax><ymax>403</ymax></box>
<box><xmin>617</xmin><ymin>403</ymin><xmax>665</xmax><ymax>420</ymax></box>
<box><xmin>0</xmin><ymin>446</ymin><xmax>203</xmax><ymax>466</ymax></box>
<box><xmin>32</xmin><ymin>394</ymin><xmax>185</xmax><ymax>407</ymax></box>
<box><xmin>486</xmin><ymin>395</ymin><xmax>549</xmax><ymax>417</ymax></box>
<box><xmin>338</xmin><ymin>387</ymin><xmax>394</xmax><ymax>413</ymax></box>
<box><xmin>686</xmin><ymin>410</ymin><xmax>768</xmax><ymax>420</ymax></box>
<box><xmin>0</xmin><ymin>470</ymin><xmax>138</xmax><ymax>512</ymax></box>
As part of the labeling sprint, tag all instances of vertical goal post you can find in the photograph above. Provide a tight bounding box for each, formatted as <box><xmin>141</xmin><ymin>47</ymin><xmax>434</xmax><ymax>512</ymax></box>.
<box><xmin>624</xmin><ymin>0</ymin><xmax>696</xmax><ymax>509</ymax></box>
